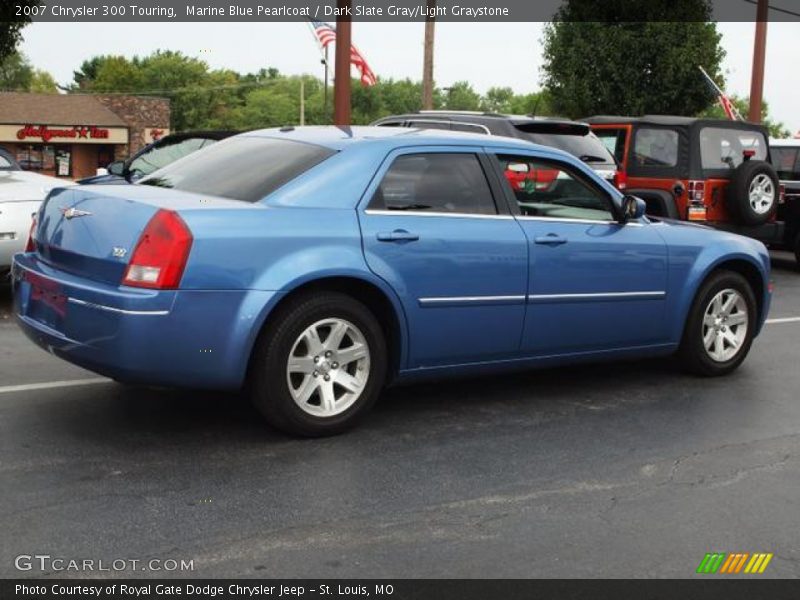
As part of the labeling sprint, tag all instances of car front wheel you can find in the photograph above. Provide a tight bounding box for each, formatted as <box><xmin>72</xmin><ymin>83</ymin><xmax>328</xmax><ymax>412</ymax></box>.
<box><xmin>250</xmin><ymin>292</ymin><xmax>387</xmax><ymax>437</ymax></box>
<box><xmin>678</xmin><ymin>270</ymin><xmax>757</xmax><ymax>376</ymax></box>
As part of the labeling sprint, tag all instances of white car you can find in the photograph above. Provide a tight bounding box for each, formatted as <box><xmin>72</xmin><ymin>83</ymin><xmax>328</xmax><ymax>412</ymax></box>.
<box><xmin>0</xmin><ymin>149</ymin><xmax>74</xmax><ymax>271</ymax></box>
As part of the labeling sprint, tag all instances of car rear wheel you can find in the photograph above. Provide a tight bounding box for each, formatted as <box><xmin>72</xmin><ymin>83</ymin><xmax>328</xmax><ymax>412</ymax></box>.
<box><xmin>726</xmin><ymin>161</ymin><xmax>779</xmax><ymax>226</ymax></box>
<box><xmin>678</xmin><ymin>270</ymin><xmax>757</xmax><ymax>376</ymax></box>
<box><xmin>250</xmin><ymin>292</ymin><xmax>387</xmax><ymax>437</ymax></box>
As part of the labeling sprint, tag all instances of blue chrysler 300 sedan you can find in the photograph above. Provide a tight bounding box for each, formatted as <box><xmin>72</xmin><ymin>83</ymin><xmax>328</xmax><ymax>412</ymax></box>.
<box><xmin>12</xmin><ymin>127</ymin><xmax>771</xmax><ymax>436</ymax></box>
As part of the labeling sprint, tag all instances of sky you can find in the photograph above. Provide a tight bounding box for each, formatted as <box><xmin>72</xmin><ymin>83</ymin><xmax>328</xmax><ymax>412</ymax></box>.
<box><xmin>18</xmin><ymin>21</ymin><xmax>800</xmax><ymax>135</ymax></box>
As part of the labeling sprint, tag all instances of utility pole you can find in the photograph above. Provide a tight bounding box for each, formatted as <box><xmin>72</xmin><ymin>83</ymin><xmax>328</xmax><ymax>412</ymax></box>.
<box><xmin>333</xmin><ymin>0</ymin><xmax>352</xmax><ymax>126</ymax></box>
<box><xmin>748</xmin><ymin>0</ymin><xmax>769</xmax><ymax>123</ymax></box>
<box><xmin>421</xmin><ymin>0</ymin><xmax>436</xmax><ymax>110</ymax></box>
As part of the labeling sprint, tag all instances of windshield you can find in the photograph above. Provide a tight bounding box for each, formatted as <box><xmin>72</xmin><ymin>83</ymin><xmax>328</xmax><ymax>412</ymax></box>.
<box><xmin>519</xmin><ymin>131</ymin><xmax>616</xmax><ymax>166</ymax></box>
<box><xmin>139</xmin><ymin>136</ymin><xmax>336</xmax><ymax>202</ymax></box>
<box><xmin>0</xmin><ymin>150</ymin><xmax>20</xmax><ymax>170</ymax></box>
<box><xmin>128</xmin><ymin>137</ymin><xmax>219</xmax><ymax>178</ymax></box>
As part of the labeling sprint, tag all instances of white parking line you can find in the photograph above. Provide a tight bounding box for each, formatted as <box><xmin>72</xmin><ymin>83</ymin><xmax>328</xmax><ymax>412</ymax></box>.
<box><xmin>0</xmin><ymin>378</ymin><xmax>109</xmax><ymax>395</ymax></box>
<box><xmin>766</xmin><ymin>317</ymin><xmax>800</xmax><ymax>325</ymax></box>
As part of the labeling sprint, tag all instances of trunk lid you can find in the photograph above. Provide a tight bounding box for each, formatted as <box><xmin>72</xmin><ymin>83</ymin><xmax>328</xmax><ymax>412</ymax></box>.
<box><xmin>32</xmin><ymin>184</ymin><xmax>244</xmax><ymax>285</ymax></box>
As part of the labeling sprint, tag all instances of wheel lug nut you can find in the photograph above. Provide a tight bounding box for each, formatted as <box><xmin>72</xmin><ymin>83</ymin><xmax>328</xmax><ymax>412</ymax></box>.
<box><xmin>325</xmin><ymin>351</ymin><xmax>332</xmax><ymax>358</ymax></box>
<box><xmin>324</xmin><ymin>375</ymin><xmax>330</xmax><ymax>381</ymax></box>
<box><xmin>332</xmin><ymin>362</ymin><xmax>338</xmax><ymax>369</ymax></box>
<box><xmin>313</xmin><ymin>356</ymin><xmax>319</xmax><ymax>363</ymax></box>
<box><xmin>313</xmin><ymin>370</ymin><xmax>319</xmax><ymax>377</ymax></box>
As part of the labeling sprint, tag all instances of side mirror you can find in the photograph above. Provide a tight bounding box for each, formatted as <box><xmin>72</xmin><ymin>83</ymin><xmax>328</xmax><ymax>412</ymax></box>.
<box><xmin>621</xmin><ymin>195</ymin><xmax>646</xmax><ymax>222</ymax></box>
<box><xmin>106</xmin><ymin>160</ymin><xmax>125</xmax><ymax>176</ymax></box>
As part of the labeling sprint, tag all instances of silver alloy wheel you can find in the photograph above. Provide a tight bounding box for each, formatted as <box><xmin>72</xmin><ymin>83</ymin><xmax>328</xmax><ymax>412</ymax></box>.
<box><xmin>702</xmin><ymin>288</ymin><xmax>749</xmax><ymax>363</ymax></box>
<box><xmin>286</xmin><ymin>318</ymin><xmax>371</xmax><ymax>417</ymax></box>
<box><xmin>748</xmin><ymin>173</ymin><xmax>775</xmax><ymax>215</ymax></box>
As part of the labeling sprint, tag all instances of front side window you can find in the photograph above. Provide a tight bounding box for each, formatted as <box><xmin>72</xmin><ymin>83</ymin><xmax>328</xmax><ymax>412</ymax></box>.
<box><xmin>129</xmin><ymin>137</ymin><xmax>218</xmax><ymax>178</ymax></box>
<box><xmin>495</xmin><ymin>154</ymin><xmax>615</xmax><ymax>222</ymax></box>
<box><xmin>139</xmin><ymin>136</ymin><xmax>336</xmax><ymax>203</ymax></box>
<box><xmin>700</xmin><ymin>127</ymin><xmax>767</xmax><ymax>170</ymax></box>
<box><xmin>634</xmin><ymin>128</ymin><xmax>679</xmax><ymax>167</ymax></box>
<box><xmin>369</xmin><ymin>153</ymin><xmax>497</xmax><ymax>215</ymax></box>
<box><xmin>770</xmin><ymin>146</ymin><xmax>800</xmax><ymax>180</ymax></box>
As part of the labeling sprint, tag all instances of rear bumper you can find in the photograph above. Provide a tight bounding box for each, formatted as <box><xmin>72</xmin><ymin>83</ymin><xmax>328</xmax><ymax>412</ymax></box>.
<box><xmin>11</xmin><ymin>253</ymin><xmax>280</xmax><ymax>389</ymax></box>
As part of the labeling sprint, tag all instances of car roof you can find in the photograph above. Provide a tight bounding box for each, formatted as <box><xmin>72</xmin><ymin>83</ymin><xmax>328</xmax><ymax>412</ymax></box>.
<box><xmin>244</xmin><ymin>125</ymin><xmax>553</xmax><ymax>153</ymax></box>
<box><xmin>585</xmin><ymin>115</ymin><xmax>769</xmax><ymax>133</ymax></box>
<box><xmin>374</xmin><ymin>111</ymin><xmax>586</xmax><ymax>128</ymax></box>
<box><xmin>770</xmin><ymin>138</ymin><xmax>800</xmax><ymax>147</ymax></box>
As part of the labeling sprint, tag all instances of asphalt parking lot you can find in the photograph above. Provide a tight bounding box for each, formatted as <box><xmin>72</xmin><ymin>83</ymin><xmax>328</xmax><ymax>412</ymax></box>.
<box><xmin>1</xmin><ymin>254</ymin><xmax>799</xmax><ymax>579</ymax></box>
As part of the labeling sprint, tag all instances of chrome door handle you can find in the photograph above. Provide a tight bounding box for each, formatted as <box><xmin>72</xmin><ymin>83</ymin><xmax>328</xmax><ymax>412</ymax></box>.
<box><xmin>534</xmin><ymin>234</ymin><xmax>568</xmax><ymax>245</ymax></box>
<box><xmin>377</xmin><ymin>230</ymin><xmax>420</xmax><ymax>242</ymax></box>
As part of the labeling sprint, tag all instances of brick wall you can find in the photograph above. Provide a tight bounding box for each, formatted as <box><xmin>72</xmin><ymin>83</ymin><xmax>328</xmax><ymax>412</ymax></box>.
<box><xmin>95</xmin><ymin>96</ymin><xmax>170</xmax><ymax>158</ymax></box>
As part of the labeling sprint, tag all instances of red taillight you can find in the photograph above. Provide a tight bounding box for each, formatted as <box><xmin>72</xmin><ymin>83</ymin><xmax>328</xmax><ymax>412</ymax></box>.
<box><xmin>612</xmin><ymin>170</ymin><xmax>627</xmax><ymax>190</ymax></box>
<box><xmin>122</xmin><ymin>209</ymin><xmax>193</xmax><ymax>289</ymax></box>
<box><xmin>24</xmin><ymin>212</ymin><xmax>38</xmax><ymax>252</ymax></box>
<box><xmin>687</xmin><ymin>180</ymin><xmax>706</xmax><ymax>203</ymax></box>
<box><xmin>779</xmin><ymin>184</ymin><xmax>786</xmax><ymax>204</ymax></box>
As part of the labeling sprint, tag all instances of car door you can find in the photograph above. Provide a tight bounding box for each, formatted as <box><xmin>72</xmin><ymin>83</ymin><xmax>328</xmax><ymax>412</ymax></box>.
<box><xmin>488</xmin><ymin>149</ymin><xmax>669</xmax><ymax>355</ymax></box>
<box><xmin>359</xmin><ymin>147</ymin><xmax>529</xmax><ymax>368</ymax></box>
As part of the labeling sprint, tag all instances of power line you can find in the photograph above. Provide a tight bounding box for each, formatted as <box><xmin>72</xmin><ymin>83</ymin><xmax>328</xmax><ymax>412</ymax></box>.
<box><xmin>742</xmin><ymin>0</ymin><xmax>800</xmax><ymax>18</ymax></box>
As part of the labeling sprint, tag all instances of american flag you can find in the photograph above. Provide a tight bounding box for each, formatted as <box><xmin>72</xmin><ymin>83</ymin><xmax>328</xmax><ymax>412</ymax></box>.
<box><xmin>309</xmin><ymin>19</ymin><xmax>377</xmax><ymax>87</ymax></box>
<box><xmin>699</xmin><ymin>66</ymin><xmax>742</xmax><ymax>121</ymax></box>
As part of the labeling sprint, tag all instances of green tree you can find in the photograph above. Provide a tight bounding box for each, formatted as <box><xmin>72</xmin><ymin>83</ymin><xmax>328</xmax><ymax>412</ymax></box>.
<box><xmin>0</xmin><ymin>51</ymin><xmax>57</xmax><ymax>92</ymax></box>
<box><xmin>542</xmin><ymin>0</ymin><xmax>725</xmax><ymax>118</ymax></box>
<box><xmin>0</xmin><ymin>1</ymin><xmax>40</xmax><ymax>62</ymax></box>
<box><xmin>443</xmin><ymin>81</ymin><xmax>481</xmax><ymax>111</ymax></box>
<box><xmin>699</xmin><ymin>95</ymin><xmax>791</xmax><ymax>139</ymax></box>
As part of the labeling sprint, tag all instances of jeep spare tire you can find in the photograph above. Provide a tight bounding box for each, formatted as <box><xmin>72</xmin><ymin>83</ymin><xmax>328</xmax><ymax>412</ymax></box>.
<box><xmin>726</xmin><ymin>160</ymin><xmax>779</xmax><ymax>226</ymax></box>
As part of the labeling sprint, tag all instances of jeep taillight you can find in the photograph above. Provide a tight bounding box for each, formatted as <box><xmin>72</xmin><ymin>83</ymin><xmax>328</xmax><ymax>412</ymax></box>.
<box><xmin>687</xmin><ymin>181</ymin><xmax>706</xmax><ymax>204</ymax></box>
<box><xmin>24</xmin><ymin>212</ymin><xmax>38</xmax><ymax>253</ymax></box>
<box><xmin>779</xmin><ymin>184</ymin><xmax>786</xmax><ymax>204</ymax></box>
<box><xmin>122</xmin><ymin>210</ymin><xmax>193</xmax><ymax>289</ymax></box>
<box><xmin>613</xmin><ymin>170</ymin><xmax>627</xmax><ymax>190</ymax></box>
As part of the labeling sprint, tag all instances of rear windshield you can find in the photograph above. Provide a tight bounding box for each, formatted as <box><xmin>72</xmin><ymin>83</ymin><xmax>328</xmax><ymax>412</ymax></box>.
<box><xmin>771</xmin><ymin>146</ymin><xmax>800</xmax><ymax>180</ymax></box>
<box><xmin>700</xmin><ymin>127</ymin><xmax>767</xmax><ymax>170</ymax></box>
<box><xmin>139</xmin><ymin>136</ymin><xmax>336</xmax><ymax>202</ymax></box>
<box><xmin>518</xmin><ymin>130</ymin><xmax>616</xmax><ymax>166</ymax></box>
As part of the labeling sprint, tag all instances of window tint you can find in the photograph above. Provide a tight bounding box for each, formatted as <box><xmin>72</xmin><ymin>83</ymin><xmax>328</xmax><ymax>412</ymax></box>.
<box><xmin>594</xmin><ymin>128</ymin><xmax>627</xmax><ymax>164</ymax></box>
<box><xmin>369</xmin><ymin>153</ymin><xmax>497</xmax><ymax>215</ymax></box>
<box><xmin>129</xmin><ymin>137</ymin><xmax>218</xmax><ymax>177</ymax></box>
<box><xmin>139</xmin><ymin>136</ymin><xmax>336</xmax><ymax>203</ymax></box>
<box><xmin>700</xmin><ymin>127</ymin><xmax>767</xmax><ymax>170</ymax></box>
<box><xmin>495</xmin><ymin>154</ymin><xmax>615</xmax><ymax>222</ymax></box>
<box><xmin>520</xmin><ymin>131</ymin><xmax>616</xmax><ymax>166</ymax></box>
<box><xmin>634</xmin><ymin>128</ymin><xmax>679</xmax><ymax>167</ymax></box>
<box><xmin>770</xmin><ymin>146</ymin><xmax>800</xmax><ymax>180</ymax></box>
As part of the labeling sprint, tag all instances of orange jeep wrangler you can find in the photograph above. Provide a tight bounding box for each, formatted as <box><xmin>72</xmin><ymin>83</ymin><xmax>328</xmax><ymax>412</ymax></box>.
<box><xmin>586</xmin><ymin>116</ymin><xmax>785</xmax><ymax>246</ymax></box>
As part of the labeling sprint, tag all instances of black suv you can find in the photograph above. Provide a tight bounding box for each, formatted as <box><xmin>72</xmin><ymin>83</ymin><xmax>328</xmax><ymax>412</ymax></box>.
<box><xmin>371</xmin><ymin>111</ymin><xmax>620</xmax><ymax>186</ymax></box>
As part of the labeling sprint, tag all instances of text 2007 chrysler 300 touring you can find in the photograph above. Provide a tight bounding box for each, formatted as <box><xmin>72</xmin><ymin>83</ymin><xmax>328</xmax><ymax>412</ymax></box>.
<box><xmin>12</xmin><ymin>127</ymin><xmax>771</xmax><ymax>436</ymax></box>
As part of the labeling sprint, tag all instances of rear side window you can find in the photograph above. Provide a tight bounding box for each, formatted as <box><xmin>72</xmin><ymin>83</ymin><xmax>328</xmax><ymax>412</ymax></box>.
<box><xmin>407</xmin><ymin>120</ymin><xmax>451</xmax><ymax>131</ymax></box>
<box><xmin>634</xmin><ymin>128</ymin><xmax>679</xmax><ymax>167</ymax></box>
<box><xmin>369</xmin><ymin>153</ymin><xmax>497</xmax><ymax>215</ymax></box>
<box><xmin>139</xmin><ymin>137</ymin><xmax>335</xmax><ymax>202</ymax></box>
<box><xmin>700</xmin><ymin>127</ymin><xmax>767</xmax><ymax>170</ymax></box>
<box><xmin>450</xmin><ymin>123</ymin><xmax>489</xmax><ymax>134</ymax></box>
<box><xmin>770</xmin><ymin>146</ymin><xmax>800</xmax><ymax>180</ymax></box>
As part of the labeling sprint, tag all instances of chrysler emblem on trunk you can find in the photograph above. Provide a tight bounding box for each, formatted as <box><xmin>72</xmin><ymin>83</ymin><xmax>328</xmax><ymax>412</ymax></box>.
<box><xmin>61</xmin><ymin>207</ymin><xmax>92</xmax><ymax>220</ymax></box>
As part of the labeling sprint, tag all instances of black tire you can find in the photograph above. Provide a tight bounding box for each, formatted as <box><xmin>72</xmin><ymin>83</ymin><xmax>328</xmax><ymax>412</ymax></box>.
<box><xmin>726</xmin><ymin>160</ymin><xmax>779</xmax><ymax>226</ymax></box>
<box><xmin>678</xmin><ymin>270</ymin><xmax>757</xmax><ymax>377</ymax></box>
<box><xmin>249</xmin><ymin>292</ymin><xmax>387</xmax><ymax>437</ymax></box>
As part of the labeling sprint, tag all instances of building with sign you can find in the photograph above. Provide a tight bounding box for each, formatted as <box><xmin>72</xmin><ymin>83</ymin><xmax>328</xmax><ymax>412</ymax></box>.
<box><xmin>0</xmin><ymin>93</ymin><xmax>170</xmax><ymax>180</ymax></box>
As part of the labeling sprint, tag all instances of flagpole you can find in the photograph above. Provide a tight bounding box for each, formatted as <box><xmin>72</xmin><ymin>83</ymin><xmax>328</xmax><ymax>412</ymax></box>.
<box><xmin>324</xmin><ymin>46</ymin><xmax>329</xmax><ymax>121</ymax></box>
